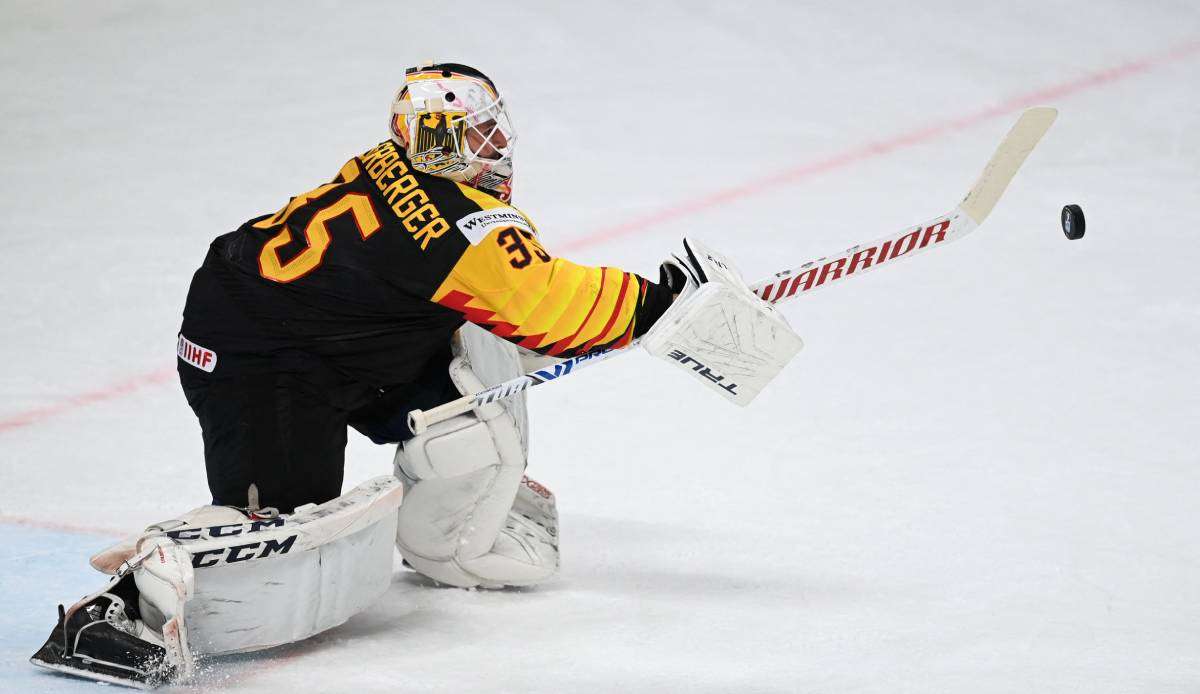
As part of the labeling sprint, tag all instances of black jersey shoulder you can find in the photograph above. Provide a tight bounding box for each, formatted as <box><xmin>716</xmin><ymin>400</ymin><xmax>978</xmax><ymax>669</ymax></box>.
<box><xmin>354</xmin><ymin>140</ymin><xmax>512</xmax><ymax>296</ymax></box>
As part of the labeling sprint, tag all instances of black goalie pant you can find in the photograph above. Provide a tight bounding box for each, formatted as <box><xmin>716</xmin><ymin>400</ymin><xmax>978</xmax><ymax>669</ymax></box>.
<box><xmin>178</xmin><ymin>355</ymin><xmax>456</xmax><ymax>514</ymax></box>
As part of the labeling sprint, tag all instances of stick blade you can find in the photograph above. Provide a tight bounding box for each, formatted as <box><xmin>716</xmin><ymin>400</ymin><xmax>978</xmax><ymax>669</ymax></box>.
<box><xmin>959</xmin><ymin>106</ymin><xmax>1058</xmax><ymax>225</ymax></box>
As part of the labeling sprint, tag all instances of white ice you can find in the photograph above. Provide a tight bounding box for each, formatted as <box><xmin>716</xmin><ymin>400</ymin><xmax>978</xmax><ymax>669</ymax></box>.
<box><xmin>1</xmin><ymin>1</ymin><xmax>1198</xmax><ymax>692</ymax></box>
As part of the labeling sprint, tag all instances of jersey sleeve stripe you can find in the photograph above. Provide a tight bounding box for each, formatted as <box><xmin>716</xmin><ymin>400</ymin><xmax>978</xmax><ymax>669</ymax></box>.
<box><xmin>580</xmin><ymin>272</ymin><xmax>631</xmax><ymax>353</ymax></box>
<box><xmin>613</xmin><ymin>316</ymin><xmax>637</xmax><ymax>349</ymax></box>
<box><xmin>545</xmin><ymin>267</ymin><xmax>608</xmax><ymax>357</ymax></box>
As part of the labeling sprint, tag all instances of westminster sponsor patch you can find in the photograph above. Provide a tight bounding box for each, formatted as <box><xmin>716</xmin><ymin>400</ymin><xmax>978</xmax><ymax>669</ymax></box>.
<box><xmin>456</xmin><ymin>207</ymin><xmax>533</xmax><ymax>245</ymax></box>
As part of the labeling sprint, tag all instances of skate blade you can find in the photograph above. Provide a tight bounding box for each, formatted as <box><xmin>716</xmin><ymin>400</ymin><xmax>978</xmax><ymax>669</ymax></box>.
<box><xmin>30</xmin><ymin>655</ymin><xmax>156</xmax><ymax>691</ymax></box>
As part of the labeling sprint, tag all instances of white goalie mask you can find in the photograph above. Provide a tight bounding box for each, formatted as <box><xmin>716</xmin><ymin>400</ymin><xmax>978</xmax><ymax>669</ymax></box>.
<box><xmin>390</xmin><ymin>63</ymin><xmax>516</xmax><ymax>202</ymax></box>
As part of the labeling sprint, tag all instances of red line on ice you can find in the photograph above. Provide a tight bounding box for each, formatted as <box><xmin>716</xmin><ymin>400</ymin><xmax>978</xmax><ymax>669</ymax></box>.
<box><xmin>0</xmin><ymin>513</ymin><xmax>126</xmax><ymax>538</ymax></box>
<box><xmin>0</xmin><ymin>366</ymin><xmax>176</xmax><ymax>434</ymax></box>
<box><xmin>559</xmin><ymin>38</ymin><xmax>1200</xmax><ymax>252</ymax></box>
<box><xmin>1</xmin><ymin>39</ymin><xmax>1197</xmax><ymax>438</ymax></box>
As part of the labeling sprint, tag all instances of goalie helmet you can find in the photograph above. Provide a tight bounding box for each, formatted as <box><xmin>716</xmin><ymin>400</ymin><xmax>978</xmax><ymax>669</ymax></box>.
<box><xmin>390</xmin><ymin>62</ymin><xmax>516</xmax><ymax>202</ymax></box>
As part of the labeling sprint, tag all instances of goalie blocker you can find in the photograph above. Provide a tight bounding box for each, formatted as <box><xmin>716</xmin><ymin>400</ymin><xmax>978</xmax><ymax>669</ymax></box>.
<box><xmin>643</xmin><ymin>238</ymin><xmax>804</xmax><ymax>405</ymax></box>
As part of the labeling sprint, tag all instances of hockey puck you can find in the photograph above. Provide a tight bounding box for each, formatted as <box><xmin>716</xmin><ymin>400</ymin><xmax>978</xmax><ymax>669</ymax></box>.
<box><xmin>1061</xmin><ymin>204</ymin><xmax>1085</xmax><ymax>240</ymax></box>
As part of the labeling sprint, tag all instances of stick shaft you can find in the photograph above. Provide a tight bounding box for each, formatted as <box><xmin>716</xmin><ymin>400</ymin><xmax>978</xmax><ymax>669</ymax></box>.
<box><xmin>407</xmin><ymin>346</ymin><xmax>626</xmax><ymax>434</ymax></box>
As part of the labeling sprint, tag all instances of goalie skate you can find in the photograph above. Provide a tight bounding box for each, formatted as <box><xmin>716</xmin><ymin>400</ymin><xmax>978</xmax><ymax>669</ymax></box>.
<box><xmin>30</xmin><ymin>575</ymin><xmax>186</xmax><ymax>690</ymax></box>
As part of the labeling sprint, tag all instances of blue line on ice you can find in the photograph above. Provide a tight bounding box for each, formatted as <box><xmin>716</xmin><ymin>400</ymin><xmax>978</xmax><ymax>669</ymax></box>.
<box><xmin>0</xmin><ymin>525</ymin><xmax>120</xmax><ymax>693</ymax></box>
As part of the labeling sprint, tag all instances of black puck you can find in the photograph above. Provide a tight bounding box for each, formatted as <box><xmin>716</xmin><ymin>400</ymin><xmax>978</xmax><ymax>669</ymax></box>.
<box><xmin>1061</xmin><ymin>204</ymin><xmax>1085</xmax><ymax>240</ymax></box>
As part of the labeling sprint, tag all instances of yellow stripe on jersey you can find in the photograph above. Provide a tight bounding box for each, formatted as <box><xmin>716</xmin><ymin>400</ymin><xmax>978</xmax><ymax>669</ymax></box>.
<box><xmin>456</xmin><ymin>182</ymin><xmax>505</xmax><ymax>211</ymax></box>
<box><xmin>433</xmin><ymin>223</ymin><xmax>642</xmax><ymax>356</ymax></box>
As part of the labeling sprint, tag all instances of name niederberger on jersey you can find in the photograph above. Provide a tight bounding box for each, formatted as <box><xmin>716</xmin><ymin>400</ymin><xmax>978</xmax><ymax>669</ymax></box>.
<box><xmin>457</xmin><ymin>208</ymin><xmax>533</xmax><ymax>245</ymax></box>
<box><xmin>359</xmin><ymin>140</ymin><xmax>450</xmax><ymax>250</ymax></box>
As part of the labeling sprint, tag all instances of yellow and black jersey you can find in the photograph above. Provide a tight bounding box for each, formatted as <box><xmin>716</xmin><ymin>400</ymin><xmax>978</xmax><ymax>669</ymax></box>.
<box><xmin>180</xmin><ymin>140</ymin><xmax>673</xmax><ymax>386</ymax></box>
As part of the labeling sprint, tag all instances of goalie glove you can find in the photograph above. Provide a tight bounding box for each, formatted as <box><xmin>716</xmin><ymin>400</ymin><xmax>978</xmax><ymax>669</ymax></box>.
<box><xmin>643</xmin><ymin>238</ymin><xmax>804</xmax><ymax>405</ymax></box>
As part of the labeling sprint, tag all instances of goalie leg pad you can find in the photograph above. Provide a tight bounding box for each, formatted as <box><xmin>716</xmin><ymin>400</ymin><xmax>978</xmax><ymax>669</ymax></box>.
<box><xmin>181</xmin><ymin>477</ymin><xmax>401</xmax><ymax>654</ymax></box>
<box><xmin>80</xmin><ymin>477</ymin><xmax>401</xmax><ymax>657</ymax></box>
<box><xmin>394</xmin><ymin>406</ymin><xmax>560</xmax><ymax>589</ymax></box>
<box><xmin>394</xmin><ymin>325</ymin><xmax>558</xmax><ymax>588</ymax></box>
<box><xmin>460</xmin><ymin>475</ymin><xmax>559</xmax><ymax>586</ymax></box>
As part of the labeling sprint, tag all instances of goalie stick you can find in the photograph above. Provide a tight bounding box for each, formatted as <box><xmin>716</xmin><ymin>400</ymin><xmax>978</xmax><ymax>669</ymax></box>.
<box><xmin>408</xmin><ymin>106</ymin><xmax>1057</xmax><ymax>434</ymax></box>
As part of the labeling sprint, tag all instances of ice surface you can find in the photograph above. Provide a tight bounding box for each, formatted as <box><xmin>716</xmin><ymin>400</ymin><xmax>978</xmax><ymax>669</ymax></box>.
<box><xmin>1</xmin><ymin>1</ymin><xmax>1198</xmax><ymax>691</ymax></box>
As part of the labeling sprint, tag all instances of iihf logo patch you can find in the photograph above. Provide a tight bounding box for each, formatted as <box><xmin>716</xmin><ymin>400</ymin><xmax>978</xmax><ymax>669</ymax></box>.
<box><xmin>177</xmin><ymin>334</ymin><xmax>217</xmax><ymax>373</ymax></box>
